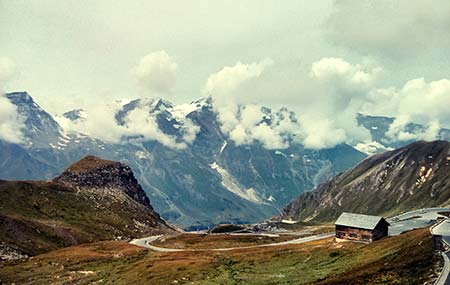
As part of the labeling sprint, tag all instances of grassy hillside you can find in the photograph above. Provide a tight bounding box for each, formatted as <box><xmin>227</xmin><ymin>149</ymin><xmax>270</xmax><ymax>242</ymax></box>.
<box><xmin>0</xmin><ymin>179</ymin><xmax>171</xmax><ymax>256</ymax></box>
<box><xmin>281</xmin><ymin>140</ymin><xmax>450</xmax><ymax>222</ymax></box>
<box><xmin>0</xmin><ymin>228</ymin><xmax>439</xmax><ymax>284</ymax></box>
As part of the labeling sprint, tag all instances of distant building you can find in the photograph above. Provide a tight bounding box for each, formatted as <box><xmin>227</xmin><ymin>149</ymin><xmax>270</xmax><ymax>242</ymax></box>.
<box><xmin>335</xmin><ymin>212</ymin><xmax>390</xmax><ymax>243</ymax></box>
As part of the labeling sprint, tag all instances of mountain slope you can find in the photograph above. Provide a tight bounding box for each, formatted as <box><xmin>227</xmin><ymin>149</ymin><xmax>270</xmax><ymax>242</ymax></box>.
<box><xmin>281</xmin><ymin>140</ymin><xmax>450</xmax><ymax>222</ymax></box>
<box><xmin>0</xmin><ymin>156</ymin><xmax>172</xmax><ymax>256</ymax></box>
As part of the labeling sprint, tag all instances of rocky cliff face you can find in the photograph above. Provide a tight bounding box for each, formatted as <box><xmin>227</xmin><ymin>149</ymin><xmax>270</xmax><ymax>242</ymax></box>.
<box><xmin>280</xmin><ymin>140</ymin><xmax>450</xmax><ymax>222</ymax></box>
<box><xmin>54</xmin><ymin>156</ymin><xmax>152</xmax><ymax>208</ymax></box>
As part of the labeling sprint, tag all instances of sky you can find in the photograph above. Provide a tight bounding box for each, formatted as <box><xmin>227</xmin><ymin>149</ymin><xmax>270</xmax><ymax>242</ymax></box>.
<box><xmin>1</xmin><ymin>0</ymin><xmax>450</xmax><ymax>149</ymax></box>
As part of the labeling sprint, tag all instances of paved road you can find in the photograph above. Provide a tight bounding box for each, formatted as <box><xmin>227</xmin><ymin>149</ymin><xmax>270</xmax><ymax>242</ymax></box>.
<box><xmin>130</xmin><ymin>232</ymin><xmax>334</xmax><ymax>252</ymax></box>
<box><xmin>388</xmin><ymin>208</ymin><xmax>450</xmax><ymax>236</ymax></box>
<box><xmin>431</xmin><ymin>218</ymin><xmax>450</xmax><ymax>285</ymax></box>
<box><xmin>433</xmin><ymin>219</ymin><xmax>450</xmax><ymax>246</ymax></box>
<box><xmin>387</xmin><ymin>208</ymin><xmax>450</xmax><ymax>284</ymax></box>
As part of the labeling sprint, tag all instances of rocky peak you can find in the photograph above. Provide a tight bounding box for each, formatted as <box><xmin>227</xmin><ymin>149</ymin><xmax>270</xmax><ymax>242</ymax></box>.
<box><xmin>5</xmin><ymin>91</ymin><xmax>33</xmax><ymax>104</ymax></box>
<box><xmin>5</xmin><ymin>91</ymin><xmax>62</xmax><ymax>148</ymax></box>
<box><xmin>62</xmin><ymin>109</ymin><xmax>86</xmax><ymax>122</ymax></box>
<box><xmin>53</xmin><ymin>156</ymin><xmax>152</xmax><ymax>208</ymax></box>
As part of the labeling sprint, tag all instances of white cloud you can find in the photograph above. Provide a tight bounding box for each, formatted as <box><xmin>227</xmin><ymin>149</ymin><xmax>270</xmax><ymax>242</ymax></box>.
<box><xmin>122</xmin><ymin>105</ymin><xmax>186</xmax><ymax>149</ymax></box>
<box><xmin>202</xmin><ymin>57</ymin><xmax>381</xmax><ymax>150</ymax></box>
<box><xmin>204</xmin><ymin>59</ymin><xmax>273</xmax><ymax>98</ymax></box>
<box><xmin>290</xmin><ymin>57</ymin><xmax>376</xmax><ymax>149</ymax></box>
<box><xmin>365</xmin><ymin>78</ymin><xmax>450</xmax><ymax>132</ymax></box>
<box><xmin>310</xmin><ymin>57</ymin><xmax>381</xmax><ymax>94</ymax></box>
<box><xmin>0</xmin><ymin>93</ymin><xmax>25</xmax><ymax>144</ymax></box>
<box><xmin>252</xmin><ymin>123</ymin><xmax>287</xmax><ymax>149</ymax></box>
<box><xmin>386</xmin><ymin>115</ymin><xmax>442</xmax><ymax>142</ymax></box>
<box><xmin>134</xmin><ymin>51</ymin><xmax>177</xmax><ymax>94</ymax></box>
<box><xmin>56</xmin><ymin>98</ymin><xmax>198</xmax><ymax>149</ymax></box>
<box><xmin>226</xmin><ymin>105</ymin><xmax>288</xmax><ymax>149</ymax></box>
<box><xmin>297</xmin><ymin>116</ymin><xmax>347</xmax><ymax>149</ymax></box>
<box><xmin>0</xmin><ymin>58</ymin><xmax>24</xmax><ymax>144</ymax></box>
<box><xmin>204</xmin><ymin>59</ymin><xmax>291</xmax><ymax>149</ymax></box>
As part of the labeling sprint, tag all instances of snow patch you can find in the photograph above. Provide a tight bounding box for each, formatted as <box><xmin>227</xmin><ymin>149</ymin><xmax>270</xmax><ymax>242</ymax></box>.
<box><xmin>416</xmin><ymin>166</ymin><xmax>432</xmax><ymax>187</ymax></box>
<box><xmin>275</xmin><ymin>150</ymin><xmax>286</xmax><ymax>157</ymax></box>
<box><xmin>354</xmin><ymin>141</ymin><xmax>393</xmax><ymax>155</ymax></box>
<box><xmin>210</xmin><ymin>162</ymin><xmax>262</xmax><ymax>203</ymax></box>
<box><xmin>170</xmin><ymin>103</ymin><xmax>198</xmax><ymax>119</ymax></box>
<box><xmin>135</xmin><ymin>150</ymin><xmax>151</xmax><ymax>160</ymax></box>
<box><xmin>220</xmin><ymin>140</ymin><xmax>228</xmax><ymax>154</ymax></box>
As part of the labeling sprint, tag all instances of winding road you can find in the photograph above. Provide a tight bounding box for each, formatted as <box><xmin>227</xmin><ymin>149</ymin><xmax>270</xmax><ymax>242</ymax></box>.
<box><xmin>386</xmin><ymin>207</ymin><xmax>450</xmax><ymax>285</ymax></box>
<box><xmin>130</xmin><ymin>232</ymin><xmax>335</xmax><ymax>252</ymax></box>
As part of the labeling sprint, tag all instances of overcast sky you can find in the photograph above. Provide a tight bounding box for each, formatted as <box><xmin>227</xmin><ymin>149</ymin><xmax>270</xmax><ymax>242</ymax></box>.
<box><xmin>1</xmin><ymin>0</ymin><xmax>449</xmax><ymax>148</ymax></box>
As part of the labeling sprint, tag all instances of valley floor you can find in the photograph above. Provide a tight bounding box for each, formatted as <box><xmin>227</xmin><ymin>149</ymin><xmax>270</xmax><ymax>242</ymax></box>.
<box><xmin>0</xmin><ymin>228</ymin><xmax>439</xmax><ymax>285</ymax></box>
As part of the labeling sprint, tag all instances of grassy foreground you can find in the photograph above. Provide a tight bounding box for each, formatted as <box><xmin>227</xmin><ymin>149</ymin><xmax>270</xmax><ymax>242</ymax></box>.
<box><xmin>0</xmin><ymin>228</ymin><xmax>439</xmax><ymax>284</ymax></box>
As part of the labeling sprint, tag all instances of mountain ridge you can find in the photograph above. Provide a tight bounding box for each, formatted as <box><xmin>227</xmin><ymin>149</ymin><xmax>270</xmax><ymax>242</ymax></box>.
<box><xmin>7</xmin><ymin>91</ymin><xmax>446</xmax><ymax>228</ymax></box>
<box><xmin>280</xmin><ymin>140</ymin><xmax>450</xmax><ymax>223</ymax></box>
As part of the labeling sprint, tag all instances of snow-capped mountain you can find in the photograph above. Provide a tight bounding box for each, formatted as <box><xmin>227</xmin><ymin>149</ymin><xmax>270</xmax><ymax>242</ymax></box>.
<box><xmin>1</xmin><ymin>91</ymin><xmax>368</xmax><ymax>229</ymax></box>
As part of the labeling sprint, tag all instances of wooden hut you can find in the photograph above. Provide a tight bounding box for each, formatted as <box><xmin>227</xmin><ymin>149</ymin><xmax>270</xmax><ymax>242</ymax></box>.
<box><xmin>335</xmin><ymin>212</ymin><xmax>390</xmax><ymax>242</ymax></box>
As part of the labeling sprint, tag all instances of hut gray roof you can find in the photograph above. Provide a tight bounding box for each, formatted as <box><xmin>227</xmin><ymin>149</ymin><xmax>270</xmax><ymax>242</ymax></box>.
<box><xmin>335</xmin><ymin>212</ymin><xmax>389</xmax><ymax>230</ymax></box>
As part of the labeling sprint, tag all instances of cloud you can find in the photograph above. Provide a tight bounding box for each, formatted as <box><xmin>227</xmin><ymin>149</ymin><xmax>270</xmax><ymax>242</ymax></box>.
<box><xmin>0</xmin><ymin>93</ymin><xmax>25</xmax><ymax>144</ymax></box>
<box><xmin>204</xmin><ymin>59</ymin><xmax>293</xmax><ymax>149</ymax></box>
<box><xmin>203</xmin><ymin>57</ymin><xmax>380</xmax><ymax>150</ymax></box>
<box><xmin>386</xmin><ymin>115</ymin><xmax>441</xmax><ymax>142</ymax></box>
<box><xmin>0</xmin><ymin>57</ymin><xmax>24</xmax><ymax>144</ymax></box>
<box><xmin>56</xmin><ymin>98</ymin><xmax>198</xmax><ymax>149</ymax></box>
<box><xmin>298</xmin><ymin>116</ymin><xmax>347</xmax><ymax>149</ymax></box>
<box><xmin>290</xmin><ymin>57</ymin><xmax>376</xmax><ymax>149</ymax></box>
<box><xmin>365</xmin><ymin>78</ymin><xmax>450</xmax><ymax>129</ymax></box>
<box><xmin>121</xmin><ymin>105</ymin><xmax>187</xmax><ymax>149</ymax></box>
<box><xmin>134</xmin><ymin>51</ymin><xmax>177</xmax><ymax>94</ymax></box>
<box><xmin>364</xmin><ymin>77</ymin><xmax>450</xmax><ymax>142</ymax></box>
<box><xmin>226</xmin><ymin>104</ymin><xmax>288</xmax><ymax>149</ymax></box>
<box><xmin>310</xmin><ymin>57</ymin><xmax>381</xmax><ymax>93</ymax></box>
<box><xmin>204</xmin><ymin>59</ymin><xmax>273</xmax><ymax>98</ymax></box>
<box><xmin>326</xmin><ymin>0</ymin><xmax>450</xmax><ymax>59</ymax></box>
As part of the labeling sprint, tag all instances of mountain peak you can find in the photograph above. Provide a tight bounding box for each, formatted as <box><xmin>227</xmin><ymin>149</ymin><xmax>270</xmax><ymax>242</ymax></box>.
<box><xmin>54</xmin><ymin>156</ymin><xmax>152</xmax><ymax>208</ymax></box>
<box><xmin>62</xmin><ymin>109</ymin><xmax>86</xmax><ymax>122</ymax></box>
<box><xmin>5</xmin><ymin>91</ymin><xmax>33</xmax><ymax>104</ymax></box>
<box><xmin>63</xmin><ymin>155</ymin><xmax>119</xmax><ymax>173</ymax></box>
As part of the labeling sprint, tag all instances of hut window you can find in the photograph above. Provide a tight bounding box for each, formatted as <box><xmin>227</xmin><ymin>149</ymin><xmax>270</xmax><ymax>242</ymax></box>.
<box><xmin>362</xmin><ymin>235</ymin><xmax>371</xmax><ymax>241</ymax></box>
<box><xmin>349</xmin><ymin>233</ymin><xmax>357</xmax><ymax>238</ymax></box>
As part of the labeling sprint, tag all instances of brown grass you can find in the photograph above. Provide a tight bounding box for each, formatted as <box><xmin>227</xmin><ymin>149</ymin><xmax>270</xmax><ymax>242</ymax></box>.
<box><xmin>0</xmin><ymin>228</ymin><xmax>439</xmax><ymax>284</ymax></box>
<box><xmin>152</xmin><ymin>233</ymin><xmax>300</xmax><ymax>249</ymax></box>
<box><xmin>65</xmin><ymin>155</ymin><xmax>118</xmax><ymax>173</ymax></box>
